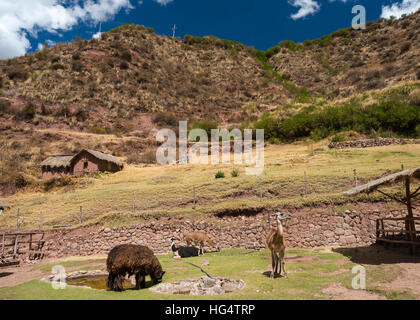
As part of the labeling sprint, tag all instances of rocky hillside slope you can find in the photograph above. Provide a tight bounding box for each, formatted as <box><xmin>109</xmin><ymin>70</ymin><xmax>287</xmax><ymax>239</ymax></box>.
<box><xmin>268</xmin><ymin>13</ymin><xmax>420</xmax><ymax>99</ymax></box>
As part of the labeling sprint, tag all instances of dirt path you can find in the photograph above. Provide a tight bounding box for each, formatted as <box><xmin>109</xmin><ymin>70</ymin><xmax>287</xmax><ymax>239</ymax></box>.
<box><xmin>0</xmin><ymin>264</ymin><xmax>44</xmax><ymax>287</ymax></box>
<box><xmin>0</xmin><ymin>255</ymin><xmax>107</xmax><ymax>287</ymax></box>
<box><xmin>384</xmin><ymin>263</ymin><xmax>420</xmax><ymax>297</ymax></box>
<box><xmin>322</xmin><ymin>283</ymin><xmax>386</xmax><ymax>300</ymax></box>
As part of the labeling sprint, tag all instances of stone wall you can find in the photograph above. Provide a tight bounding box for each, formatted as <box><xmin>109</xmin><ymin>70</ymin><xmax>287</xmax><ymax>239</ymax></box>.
<box><xmin>38</xmin><ymin>203</ymin><xmax>415</xmax><ymax>258</ymax></box>
<box><xmin>328</xmin><ymin>138</ymin><xmax>420</xmax><ymax>149</ymax></box>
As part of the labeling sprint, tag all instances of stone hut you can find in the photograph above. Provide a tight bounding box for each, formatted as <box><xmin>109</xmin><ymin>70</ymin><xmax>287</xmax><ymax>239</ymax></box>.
<box><xmin>41</xmin><ymin>149</ymin><xmax>123</xmax><ymax>179</ymax></box>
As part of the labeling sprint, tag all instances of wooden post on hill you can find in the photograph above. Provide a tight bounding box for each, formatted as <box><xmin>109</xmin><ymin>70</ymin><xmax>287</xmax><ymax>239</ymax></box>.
<box><xmin>40</xmin><ymin>212</ymin><xmax>43</xmax><ymax>229</ymax></box>
<box><xmin>132</xmin><ymin>194</ymin><xmax>135</xmax><ymax>212</ymax></box>
<box><xmin>353</xmin><ymin>169</ymin><xmax>358</xmax><ymax>187</ymax></box>
<box><xmin>79</xmin><ymin>206</ymin><xmax>83</xmax><ymax>224</ymax></box>
<box><xmin>304</xmin><ymin>171</ymin><xmax>308</xmax><ymax>197</ymax></box>
<box><xmin>16</xmin><ymin>208</ymin><xmax>19</xmax><ymax>230</ymax></box>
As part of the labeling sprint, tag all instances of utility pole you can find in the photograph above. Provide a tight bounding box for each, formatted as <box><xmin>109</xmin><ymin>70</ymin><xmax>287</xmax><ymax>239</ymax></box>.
<box><xmin>172</xmin><ymin>24</ymin><xmax>177</xmax><ymax>38</ymax></box>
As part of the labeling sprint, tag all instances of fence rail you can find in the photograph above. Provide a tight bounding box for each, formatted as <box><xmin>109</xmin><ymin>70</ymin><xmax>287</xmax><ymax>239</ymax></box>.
<box><xmin>376</xmin><ymin>218</ymin><xmax>420</xmax><ymax>251</ymax></box>
<box><xmin>0</xmin><ymin>231</ymin><xmax>45</xmax><ymax>267</ymax></box>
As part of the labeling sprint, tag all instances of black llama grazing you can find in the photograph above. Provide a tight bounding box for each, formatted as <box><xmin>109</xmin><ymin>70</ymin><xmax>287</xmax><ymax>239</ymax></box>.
<box><xmin>170</xmin><ymin>237</ymin><xmax>200</xmax><ymax>258</ymax></box>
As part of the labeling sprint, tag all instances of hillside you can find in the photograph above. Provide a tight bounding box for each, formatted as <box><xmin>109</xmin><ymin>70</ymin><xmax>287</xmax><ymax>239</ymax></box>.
<box><xmin>0</xmin><ymin>13</ymin><xmax>419</xmax><ymax>195</ymax></box>
<box><xmin>268</xmin><ymin>13</ymin><xmax>420</xmax><ymax>99</ymax></box>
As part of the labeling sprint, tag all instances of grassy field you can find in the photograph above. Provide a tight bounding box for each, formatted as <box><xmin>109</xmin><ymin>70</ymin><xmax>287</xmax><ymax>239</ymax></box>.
<box><xmin>1</xmin><ymin>141</ymin><xmax>420</xmax><ymax>230</ymax></box>
<box><xmin>0</xmin><ymin>248</ymin><xmax>416</xmax><ymax>300</ymax></box>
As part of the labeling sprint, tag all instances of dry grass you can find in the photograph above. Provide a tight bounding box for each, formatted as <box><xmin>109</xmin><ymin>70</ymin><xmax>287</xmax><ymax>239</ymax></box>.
<box><xmin>1</xmin><ymin>141</ymin><xmax>420</xmax><ymax>230</ymax></box>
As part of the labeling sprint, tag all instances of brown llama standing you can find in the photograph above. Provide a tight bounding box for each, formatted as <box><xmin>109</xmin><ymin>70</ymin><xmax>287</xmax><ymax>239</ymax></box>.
<box><xmin>185</xmin><ymin>231</ymin><xmax>220</xmax><ymax>255</ymax></box>
<box><xmin>266</xmin><ymin>212</ymin><xmax>291</xmax><ymax>279</ymax></box>
<box><xmin>106</xmin><ymin>244</ymin><xmax>165</xmax><ymax>291</ymax></box>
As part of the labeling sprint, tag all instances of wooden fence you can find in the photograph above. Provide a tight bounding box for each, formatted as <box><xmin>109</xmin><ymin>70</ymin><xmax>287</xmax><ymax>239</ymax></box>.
<box><xmin>376</xmin><ymin>217</ymin><xmax>420</xmax><ymax>252</ymax></box>
<box><xmin>0</xmin><ymin>232</ymin><xmax>45</xmax><ymax>267</ymax></box>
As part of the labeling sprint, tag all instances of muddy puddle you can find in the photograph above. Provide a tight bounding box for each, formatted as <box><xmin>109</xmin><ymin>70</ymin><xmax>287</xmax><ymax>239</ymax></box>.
<box><xmin>66</xmin><ymin>275</ymin><xmax>135</xmax><ymax>290</ymax></box>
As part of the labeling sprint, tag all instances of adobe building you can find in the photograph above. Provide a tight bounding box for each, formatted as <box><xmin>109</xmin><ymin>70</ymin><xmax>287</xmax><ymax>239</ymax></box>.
<box><xmin>41</xmin><ymin>149</ymin><xmax>123</xmax><ymax>179</ymax></box>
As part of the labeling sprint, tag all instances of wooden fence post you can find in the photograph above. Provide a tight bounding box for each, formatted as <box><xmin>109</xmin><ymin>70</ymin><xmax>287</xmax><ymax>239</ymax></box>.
<box><xmin>2</xmin><ymin>233</ymin><xmax>5</xmax><ymax>256</ymax></box>
<box><xmin>304</xmin><ymin>171</ymin><xmax>308</xmax><ymax>197</ymax></box>
<box><xmin>79</xmin><ymin>206</ymin><xmax>83</xmax><ymax>224</ymax></box>
<box><xmin>39</xmin><ymin>212</ymin><xmax>43</xmax><ymax>230</ymax></box>
<box><xmin>132</xmin><ymin>194</ymin><xmax>135</xmax><ymax>212</ymax></box>
<box><xmin>353</xmin><ymin>169</ymin><xmax>358</xmax><ymax>187</ymax></box>
<box><xmin>193</xmin><ymin>187</ymin><xmax>196</xmax><ymax>209</ymax></box>
<box><xmin>16</xmin><ymin>208</ymin><xmax>19</xmax><ymax>230</ymax></box>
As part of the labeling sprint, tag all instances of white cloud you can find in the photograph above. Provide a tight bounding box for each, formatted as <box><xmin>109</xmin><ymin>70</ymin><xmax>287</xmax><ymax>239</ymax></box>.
<box><xmin>381</xmin><ymin>0</ymin><xmax>420</xmax><ymax>19</ymax></box>
<box><xmin>37</xmin><ymin>39</ymin><xmax>56</xmax><ymax>51</ymax></box>
<box><xmin>92</xmin><ymin>31</ymin><xmax>102</xmax><ymax>39</ymax></box>
<box><xmin>0</xmin><ymin>0</ymin><xmax>133</xmax><ymax>59</ymax></box>
<box><xmin>154</xmin><ymin>0</ymin><xmax>174</xmax><ymax>5</ymax></box>
<box><xmin>288</xmin><ymin>0</ymin><xmax>321</xmax><ymax>20</ymax></box>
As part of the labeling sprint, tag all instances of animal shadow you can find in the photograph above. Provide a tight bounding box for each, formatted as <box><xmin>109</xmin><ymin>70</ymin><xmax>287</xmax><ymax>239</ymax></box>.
<box><xmin>0</xmin><ymin>272</ymin><xmax>13</xmax><ymax>278</ymax></box>
<box><xmin>262</xmin><ymin>271</ymin><xmax>284</xmax><ymax>279</ymax></box>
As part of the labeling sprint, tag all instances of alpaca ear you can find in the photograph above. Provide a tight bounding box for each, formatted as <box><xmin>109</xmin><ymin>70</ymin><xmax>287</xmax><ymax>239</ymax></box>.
<box><xmin>162</xmin><ymin>271</ymin><xmax>166</xmax><ymax>276</ymax></box>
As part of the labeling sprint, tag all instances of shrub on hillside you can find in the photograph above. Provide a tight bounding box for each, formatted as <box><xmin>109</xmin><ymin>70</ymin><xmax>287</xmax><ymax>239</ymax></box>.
<box><xmin>50</xmin><ymin>63</ymin><xmax>65</xmax><ymax>70</ymax></box>
<box><xmin>231</xmin><ymin>170</ymin><xmax>239</xmax><ymax>177</ymax></box>
<box><xmin>251</xmin><ymin>94</ymin><xmax>420</xmax><ymax>142</ymax></box>
<box><xmin>215</xmin><ymin>171</ymin><xmax>225</xmax><ymax>179</ymax></box>
<box><xmin>253</xmin><ymin>113</ymin><xmax>280</xmax><ymax>140</ymax></box>
<box><xmin>0</xmin><ymin>99</ymin><xmax>11</xmax><ymax>114</ymax></box>
<box><xmin>119</xmin><ymin>48</ymin><xmax>132</xmax><ymax>62</ymax></box>
<box><xmin>279</xmin><ymin>40</ymin><xmax>300</xmax><ymax>51</ymax></box>
<box><xmin>120</xmin><ymin>61</ymin><xmax>129</xmax><ymax>69</ymax></box>
<box><xmin>6</xmin><ymin>67</ymin><xmax>28</xmax><ymax>81</ymax></box>
<box><xmin>74</xmin><ymin>107</ymin><xmax>88</xmax><ymax>122</ymax></box>
<box><xmin>72</xmin><ymin>61</ymin><xmax>83</xmax><ymax>72</ymax></box>
<box><xmin>190</xmin><ymin>120</ymin><xmax>218</xmax><ymax>137</ymax></box>
<box><xmin>409</xmin><ymin>89</ymin><xmax>420</xmax><ymax>106</ymax></box>
<box><xmin>400</xmin><ymin>42</ymin><xmax>411</xmax><ymax>54</ymax></box>
<box><xmin>331</xmin><ymin>133</ymin><xmax>346</xmax><ymax>142</ymax></box>
<box><xmin>72</xmin><ymin>52</ymin><xmax>81</xmax><ymax>60</ymax></box>
<box><xmin>152</xmin><ymin>113</ymin><xmax>178</xmax><ymax>127</ymax></box>
<box><xmin>51</xmin><ymin>56</ymin><xmax>60</xmax><ymax>63</ymax></box>
<box><xmin>21</xmin><ymin>102</ymin><xmax>36</xmax><ymax>120</ymax></box>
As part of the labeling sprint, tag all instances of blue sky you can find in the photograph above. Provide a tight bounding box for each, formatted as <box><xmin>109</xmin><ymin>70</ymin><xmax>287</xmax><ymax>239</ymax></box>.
<box><xmin>1</xmin><ymin>0</ymin><xmax>419</xmax><ymax>59</ymax></box>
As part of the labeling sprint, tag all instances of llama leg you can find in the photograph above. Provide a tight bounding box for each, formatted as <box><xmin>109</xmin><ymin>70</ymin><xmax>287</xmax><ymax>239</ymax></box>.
<box><xmin>275</xmin><ymin>253</ymin><xmax>280</xmax><ymax>275</ymax></box>
<box><xmin>107</xmin><ymin>273</ymin><xmax>115</xmax><ymax>291</ymax></box>
<box><xmin>114</xmin><ymin>275</ymin><xmax>124</xmax><ymax>291</ymax></box>
<box><xmin>270</xmin><ymin>251</ymin><xmax>275</xmax><ymax>279</ymax></box>
<box><xmin>135</xmin><ymin>273</ymin><xmax>145</xmax><ymax>289</ymax></box>
<box><xmin>280</xmin><ymin>251</ymin><xmax>287</xmax><ymax>278</ymax></box>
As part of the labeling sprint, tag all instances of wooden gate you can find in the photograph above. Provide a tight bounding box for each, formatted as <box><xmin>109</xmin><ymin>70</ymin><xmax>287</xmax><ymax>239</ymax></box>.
<box><xmin>0</xmin><ymin>232</ymin><xmax>45</xmax><ymax>268</ymax></box>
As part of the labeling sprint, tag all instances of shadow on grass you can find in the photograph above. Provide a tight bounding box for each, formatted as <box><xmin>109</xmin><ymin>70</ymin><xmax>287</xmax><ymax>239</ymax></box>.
<box><xmin>0</xmin><ymin>272</ymin><xmax>13</xmax><ymax>278</ymax></box>
<box><xmin>333</xmin><ymin>244</ymin><xmax>420</xmax><ymax>265</ymax></box>
<box><xmin>262</xmin><ymin>271</ymin><xmax>286</xmax><ymax>279</ymax></box>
